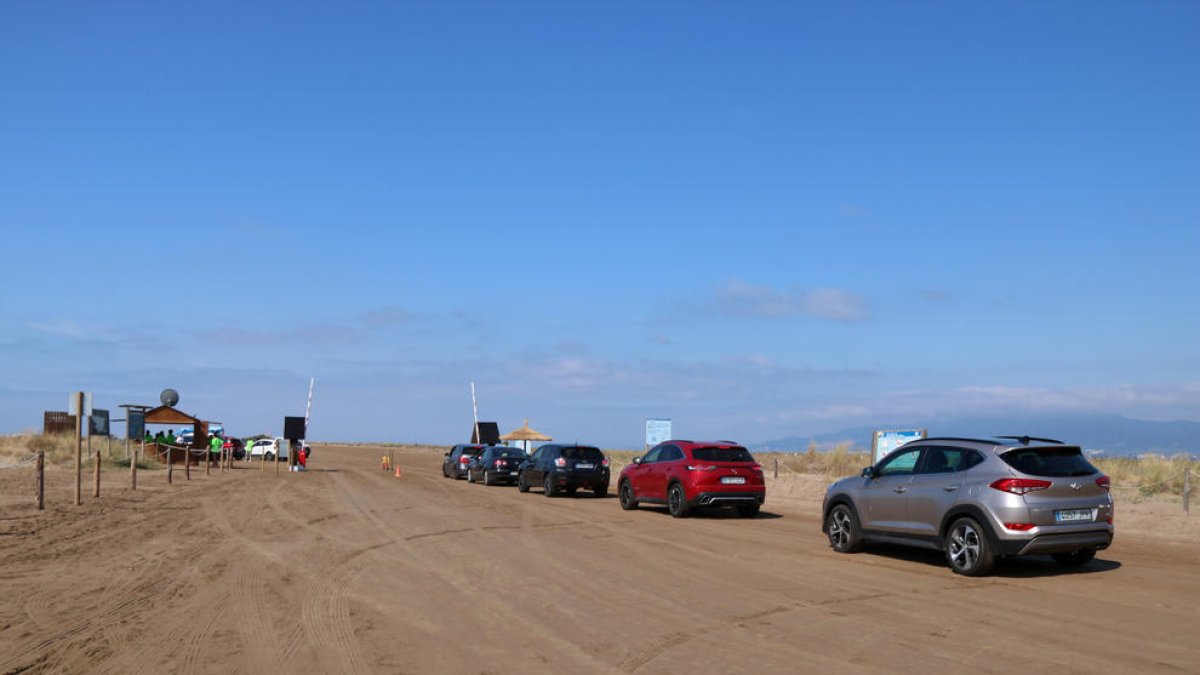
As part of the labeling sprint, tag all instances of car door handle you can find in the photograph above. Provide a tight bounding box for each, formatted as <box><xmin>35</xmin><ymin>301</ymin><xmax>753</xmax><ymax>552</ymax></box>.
<box><xmin>943</xmin><ymin>485</ymin><xmax>960</xmax><ymax>492</ymax></box>
<box><xmin>893</xmin><ymin>486</ymin><xmax>907</xmax><ymax>494</ymax></box>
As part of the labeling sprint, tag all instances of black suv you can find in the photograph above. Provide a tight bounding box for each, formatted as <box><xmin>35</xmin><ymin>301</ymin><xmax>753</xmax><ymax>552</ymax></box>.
<box><xmin>442</xmin><ymin>444</ymin><xmax>485</xmax><ymax>479</ymax></box>
<box><xmin>518</xmin><ymin>444</ymin><xmax>610</xmax><ymax>497</ymax></box>
<box><xmin>467</xmin><ymin>445</ymin><xmax>527</xmax><ymax>485</ymax></box>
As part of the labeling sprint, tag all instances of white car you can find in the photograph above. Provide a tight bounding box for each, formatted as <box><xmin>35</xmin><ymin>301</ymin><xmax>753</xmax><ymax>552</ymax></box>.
<box><xmin>247</xmin><ymin>437</ymin><xmax>288</xmax><ymax>461</ymax></box>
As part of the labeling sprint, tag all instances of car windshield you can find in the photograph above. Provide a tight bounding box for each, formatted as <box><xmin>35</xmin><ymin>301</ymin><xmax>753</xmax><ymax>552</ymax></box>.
<box><xmin>692</xmin><ymin>446</ymin><xmax>754</xmax><ymax>462</ymax></box>
<box><xmin>562</xmin><ymin>446</ymin><xmax>603</xmax><ymax>462</ymax></box>
<box><xmin>1000</xmin><ymin>446</ymin><xmax>1097</xmax><ymax>477</ymax></box>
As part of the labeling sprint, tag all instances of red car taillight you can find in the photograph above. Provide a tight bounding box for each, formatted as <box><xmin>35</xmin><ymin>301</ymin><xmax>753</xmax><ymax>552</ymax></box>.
<box><xmin>1003</xmin><ymin>522</ymin><xmax>1036</xmax><ymax>531</ymax></box>
<box><xmin>494</xmin><ymin>459</ymin><xmax>504</xmax><ymax>468</ymax></box>
<box><xmin>602</xmin><ymin>458</ymin><xmax>610</xmax><ymax>467</ymax></box>
<box><xmin>554</xmin><ymin>457</ymin><xmax>566</xmax><ymax>468</ymax></box>
<box><xmin>459</xmin><ymin>456</ymin><xmax>470</xmax><ymax>464</ymax></box>
<box><xmin>1095</xmin><ymin>475</ymin><xmax>1110</xmax><ymax>491</ymax></box>
<box><xmin>990</xmin><ymin>478</ymin><xmax>1052</xmax><ymax>495</ymax></box>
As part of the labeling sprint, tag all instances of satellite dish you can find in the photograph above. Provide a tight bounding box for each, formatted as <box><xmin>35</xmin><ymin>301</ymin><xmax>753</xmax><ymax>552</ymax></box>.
<box><xmin>160</xmin><ymin>389</ymin><xmax>180</xmax><ymax>407</ymax></box>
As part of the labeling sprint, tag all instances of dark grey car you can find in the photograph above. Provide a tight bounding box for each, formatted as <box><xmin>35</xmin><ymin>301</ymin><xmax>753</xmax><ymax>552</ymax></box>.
<box><xmin>822</xmin><ymin>436</ymin><xmax>1114</xmax><ymax>576</ymax></box>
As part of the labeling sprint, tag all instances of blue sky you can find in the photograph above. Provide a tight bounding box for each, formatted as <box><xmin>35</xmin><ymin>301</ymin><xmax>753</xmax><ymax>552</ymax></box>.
<box><xmin>2</xmin><ymin>1</ymin><xmax>1197</xmax><ymax>447</ymax></box>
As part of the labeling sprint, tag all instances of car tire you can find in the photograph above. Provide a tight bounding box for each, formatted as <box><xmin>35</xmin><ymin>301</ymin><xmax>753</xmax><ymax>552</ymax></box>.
<box><xmin>667</xmin><ymin>483</ymin><xmax>690</xmax><ymax>518</ymax></box>
<box><xmin>619</xmin><ymin>481</ymin><xmax>638</xmax><ymax>510</ymax></box>
<box><xmin>1051</xmin><ymin>548</ymin><xmax>1097</xmax><ymax>568</ymax></box>
<box><xmin>442</xmin><ymin>464</ymin><xmax>449</xmax><ymax>478</ymax></box>
<box><xmin>736</xmin><ymin>504</ymin><xmax>760</xmax><ymax>518</ymax></box>
<box><xmin>484</xmin><ymin>470</ymin><xmax>494</xmax><ymax>486</ymax></box>
<box><xmin>594</xmin><ymin>485</ymin><xmax>608</xmax><ymax>498</ymax></box>
<box><xmin>944</xmin><ymin>517</ymin><xmax>995</xmax><ymax>576</ymax></box>
<box><xmin>467</xmin><ymin>468</ymin><xmax>475</xmax><ymax>483</ymax></box>
<box><xmin>518</xmin><ymin>473</ymin><xmax>529</xmax><ymax>493</ymax></box>
<box><xmin>543</xmin><ymin>474</ymin><xmax>555</xmax><ymax>498</ymax></box>
<box><xmin>265</xmin><ymin>452</ymin><xmax>274</xmax><ymax>461</ymax></box>
<box><xmin>825</xmin><ymin>504</ymin><xmax>863</xmax><ymax>553</ymax></box>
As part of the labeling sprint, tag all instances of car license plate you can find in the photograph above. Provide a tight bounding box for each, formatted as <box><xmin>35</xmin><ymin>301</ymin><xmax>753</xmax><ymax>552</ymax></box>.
<box><xmin>576</xmin><ymin>463</ymin><xmax>594</xmax><ymax>469</ymax></box>
<box><xmin>721</xmin><ymin>476</ymin><xmax>746</xmax><ymax>485</ymax></box>
<box><xmin>1054</xmin><ymin>509</ymin><xmax>1092</xmax><ymax>523</ymax></box>
<box><xmin>509</xmin><ymin>471</ymin><xmax>518</xmax><ymax>476</ymax></box>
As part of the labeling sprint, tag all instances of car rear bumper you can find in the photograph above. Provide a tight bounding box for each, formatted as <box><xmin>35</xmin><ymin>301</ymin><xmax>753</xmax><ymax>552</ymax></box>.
<box><xmin>549</xmin><ymin>471</ymin><xmax>609</xmax><ymax>490</ymax></box>
<box><xmin>995</xmin><ymin>529</ymin><xmax>1114</xmax><ymax>556</ymax></box>
<box><xmin>693</xmin><ymin>490</ymin><xmax>765</xmax><ymax>507</ymax></box>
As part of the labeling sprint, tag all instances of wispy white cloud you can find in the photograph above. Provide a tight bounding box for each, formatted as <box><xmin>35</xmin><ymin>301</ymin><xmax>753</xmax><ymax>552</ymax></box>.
<box><xmin>700</xmin><ymin>279</ymin><xmax>867</xmax><ymax>322</ymax></box>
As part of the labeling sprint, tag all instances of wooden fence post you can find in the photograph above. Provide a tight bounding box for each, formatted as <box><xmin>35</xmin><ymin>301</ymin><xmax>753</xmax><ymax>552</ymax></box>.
<box><xmin>773</xmin><ymin>457</ymin><xmax>778</xmax><ymax>479</ymax></box>
<box><xmin>168</xmin><ymin>445</ymin><xmax>173</xmax><ymax>484</ymax></box>
<box><xmin>1184</xmin><ymin>466</ymin><xmax>1191</xmax><ymax>516</ymax></box>
<box><xmin>36</xmin><ymin>450</ymin><xmax>45</xmax><ymax>510</ymax></box>
<box><xmin>186</xmin><ymin>449</ymin><xmax>191</xmax><ymax>480</ymax></box>
<box><xmin>131</xmin><ymin>446</ymin><xmax>137</xmax><ymax>491</ymax></box>
<box><xmin>74</xmin><ymin>392</ymin><xmax>83</xmax><ymax>506</ymax></box>
<box><xmin>93</xmin><ymin>445</ymin><xmax>101</xmax><ymax>499</ymax></box>
<box><xmin>205</xmin><ymin>446</ymin><xmax>211</xmax><ymax>475</ymax></box>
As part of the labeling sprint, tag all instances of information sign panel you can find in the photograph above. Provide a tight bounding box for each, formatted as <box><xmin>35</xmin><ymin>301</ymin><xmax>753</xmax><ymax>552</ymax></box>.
<box><xmin>645</xmin><ymin>418</ymin><xmax>672</xmax><ymax>449</ymax></box>
<box><xmin>872</xmin><ymin>428</ymin><xmax>927</xmax><ymax>464</ymax></box>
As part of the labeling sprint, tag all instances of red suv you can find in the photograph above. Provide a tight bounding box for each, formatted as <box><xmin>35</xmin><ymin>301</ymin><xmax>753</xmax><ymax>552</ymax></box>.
<box><xmin>618</xmin><ymin>440</ymin><xmax>765</xmax><ymax>518</ymax></box>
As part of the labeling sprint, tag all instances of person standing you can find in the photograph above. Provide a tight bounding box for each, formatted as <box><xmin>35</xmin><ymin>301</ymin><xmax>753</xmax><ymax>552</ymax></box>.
<box><xmin>209</xmin><ymin>433</ymin><xmax>222</xmax><ymax>460</ymax></box>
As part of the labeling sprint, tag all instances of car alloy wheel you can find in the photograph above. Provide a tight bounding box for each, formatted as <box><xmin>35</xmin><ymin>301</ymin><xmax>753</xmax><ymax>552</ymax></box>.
<box><xmin>667</xmin><ymin>483</ymin><xmax>690</xmax><ymax>518</ymax></box>
<box><xmin>945</xmin><ymin>517</ymin><xmax>994</xmax><ymax>576</ymax></box>
<box><xmin>826</xmin><ymin>504</ymin><xmax>861</xmax><ymax>553</ymax></box>
<box><xmin>543</xmin><ymin>474</ymin><xmax>555</xmax><ymax>497</ymax></box>
<box><xmin>619</xmin><ymin>482</ymin><xmax>638</xmax><ymax>510</ymax></box>
<box><xmin>483</xmin><ymin>470</ymin><xmax>493</xmax><ymax>486</ymax></box>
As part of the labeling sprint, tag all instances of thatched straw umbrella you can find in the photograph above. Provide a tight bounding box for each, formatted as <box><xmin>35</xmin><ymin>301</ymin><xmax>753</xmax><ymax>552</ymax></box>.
<box><xmin>501</xmin><ymin>418</ymin><xmax>552</xmax><ymax>454</ymax></box>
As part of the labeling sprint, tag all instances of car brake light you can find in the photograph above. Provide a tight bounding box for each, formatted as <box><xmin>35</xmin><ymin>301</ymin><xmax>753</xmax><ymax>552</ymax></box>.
<box><xmin>1095</xmin><ymin>475</ymin><xmax>1110</xmax><ymax>491</ymax></box>
<box><xmin>494</xmin><ymin>459</ymin><xmax>504</xmax><ymax>468</ymax></box>
<box><xmin>1003</xmin><ymin>522</ymin><xmax>1036</xmax><ymax>531</ymax></box>
<box><xmin>1106</xmin><ymin>516</ymin><xmax>1113</xmax><ymax>525</ymax></box>
<box><xmin>686</xmin><ymin>465</ymin><xmax>717</xmax><ymax>471</ymax></box>
<box><xmin>602</xmin><ymin>458</ymin><xmax>610</xmax><ymax>467</ymax></box>
<box><xmin>459</xmin><ymin>456</ymin><xmax>470</xmax><ymax>463</ymax></box>
<box><xmin>990</xmin><ymin>478</ymin><xmax>1052</xmax><ymax>495</ymax></box>
<box><xmin>554</xmin><ymin>457</ymin><xmax>566</xmax><ymax>468</ymax></box>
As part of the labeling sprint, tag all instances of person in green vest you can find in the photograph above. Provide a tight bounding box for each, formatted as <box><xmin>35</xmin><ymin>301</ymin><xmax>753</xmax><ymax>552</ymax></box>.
<box><xmin>210</xmin><ymin>433</ymin><xmax>222</xmax><ymax>457</ymax></box>
<box><xmin>166</xmin><ymin>429</ymin><xmax>176</xmax><ymax>445</ymax></box>
<box><xmin>144</xmin><ymin>430</ymin><xmax>153</xmax><ymax>443</ymax></box>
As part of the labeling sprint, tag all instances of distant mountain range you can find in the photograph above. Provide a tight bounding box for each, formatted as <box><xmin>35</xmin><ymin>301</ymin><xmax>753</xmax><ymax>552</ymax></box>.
<box><xmin>752</xmin><ymin>414</ymin><xmax>1200</xmax><ymax>456</ymax></box>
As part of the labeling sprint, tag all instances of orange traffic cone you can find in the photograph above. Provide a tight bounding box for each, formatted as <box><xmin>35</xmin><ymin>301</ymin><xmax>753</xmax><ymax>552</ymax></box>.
<box><xmin>393</xmin><ymin>464</ymin><xmax>403</xmax><ymax>478</ymax></box>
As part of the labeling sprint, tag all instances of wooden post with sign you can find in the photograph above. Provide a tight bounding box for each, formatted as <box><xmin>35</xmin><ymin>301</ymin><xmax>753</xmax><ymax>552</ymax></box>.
<box><xmin>74</xmin><ymin>392</ymin><xmax>83</xmax><ymax>506</ymax></box>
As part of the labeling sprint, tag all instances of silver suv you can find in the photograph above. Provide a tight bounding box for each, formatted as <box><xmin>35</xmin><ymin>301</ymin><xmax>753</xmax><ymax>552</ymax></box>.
<box><xmin>822</xmin><ymin>436</ymin><xmax>1114</xmax><ymax>576</ymax></box>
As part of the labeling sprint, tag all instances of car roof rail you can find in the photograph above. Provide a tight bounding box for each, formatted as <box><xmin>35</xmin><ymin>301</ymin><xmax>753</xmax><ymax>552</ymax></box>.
<box><xmin>921</xmin><ymin>437</ymin><xmax>998</xmax><ymax>444</ymax></box>
<box><xmin>995</xmin><ymin>435</ymin><xmax>1064</xmax><ymax>445</ymax></box>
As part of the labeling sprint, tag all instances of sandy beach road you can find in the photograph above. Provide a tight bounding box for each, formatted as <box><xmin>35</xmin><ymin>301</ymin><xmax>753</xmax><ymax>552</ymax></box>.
<box><xmin>1</xmin><ymin>445</ymin><xmax>1197</xmax><ymax>674</ymax></box>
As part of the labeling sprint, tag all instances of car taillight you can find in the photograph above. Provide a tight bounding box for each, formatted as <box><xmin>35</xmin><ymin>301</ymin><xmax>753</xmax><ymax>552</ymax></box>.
<box><xmin>1003</xmin><ymin>522</ymin><xmax>1036</xmax><ymax>531</ymax></box>
<box><xmin>990</xmin><ymin>478</ymin><xmax>1052</xmax><ymax>495</ymax></box>
<box><xmin>554</xmin><ymin>457</ymin><xmax>566</xmax><ymax>468</ymax></box>
<box><xmin>602</xmin><ymin>458</ymin><xmax>610</xmax><ymax>467</ymax></box>
<box><xmin>494</xmin><ymin>459</ymin><xmax>504</xmax><ymax>468</ymax></box>
<box><xmin>686</xmin><ymin>465</ymin><xmax>717</xmax><ymax>471</ymax></box>
<box><xmin>1095</xmin><ymin>475</ymin><xmax>1110</xmax><ymax>491</ymax></box>
<box><xmin>459</xmin><ymin>456</ymin><xmax>470</xmax><ymax>463</ymax></box>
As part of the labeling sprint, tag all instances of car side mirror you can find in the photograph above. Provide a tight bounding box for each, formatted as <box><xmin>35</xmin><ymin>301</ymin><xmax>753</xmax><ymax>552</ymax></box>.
<box><xmin>632</xmin><ymin>457</ymin><xmax>642</xmax><ymax>465</ymax></box>
<box><xmin>861</xmin><ymin>466</ymin><xmax>875</xmax><ymax>479</ymax></box>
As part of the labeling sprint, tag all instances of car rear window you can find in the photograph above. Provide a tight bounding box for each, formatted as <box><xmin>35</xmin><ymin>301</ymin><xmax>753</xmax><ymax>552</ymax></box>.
<box><xmin>1000</xmin><ymin>446</ymin><xmax>1097</xmax><ymax>477</ymax></box>
<box><xmin>496</xmin><ymin>450</ymin><xmax>524</xmax><ymax>459</ymax></box>
<box><xmin>562</xmin><ymin>446</ymin><xmax>604</xmax><ymax>462</ymax></box>
<box><xmin>692</xmin><ymin>446</ymin><xmax>754</xmax><ymax>462</ymax></box>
